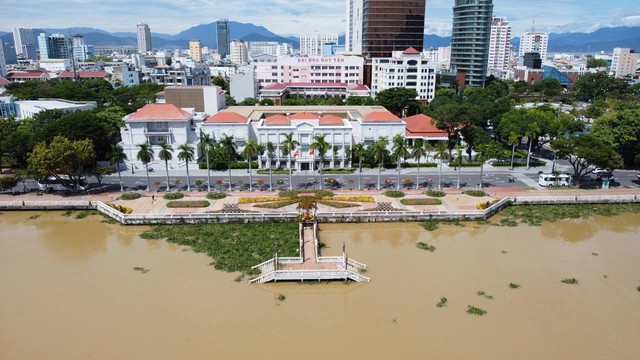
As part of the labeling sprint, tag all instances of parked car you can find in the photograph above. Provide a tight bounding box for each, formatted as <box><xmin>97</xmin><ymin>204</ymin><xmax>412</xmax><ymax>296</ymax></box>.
<box><xmin>636</xmin><ymin>173</ymin><xmax>640</xmax><ymax>180</ymax></box>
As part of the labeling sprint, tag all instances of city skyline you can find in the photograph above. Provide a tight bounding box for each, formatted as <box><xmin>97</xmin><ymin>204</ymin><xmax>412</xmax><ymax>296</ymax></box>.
<box><xmin>1</xmin><ymin>0</ymin><xmax>639</xmax><ymax>38</ymax></box>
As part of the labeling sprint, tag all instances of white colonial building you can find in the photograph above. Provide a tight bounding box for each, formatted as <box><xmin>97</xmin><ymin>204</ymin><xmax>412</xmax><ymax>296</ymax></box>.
<box><xmin>371</xmin><ymin>48</ymin><xmax>437</xmax><ymax>102</ymax></box>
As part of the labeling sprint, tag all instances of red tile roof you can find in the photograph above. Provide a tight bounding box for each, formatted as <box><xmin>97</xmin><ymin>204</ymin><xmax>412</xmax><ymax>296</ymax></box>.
<box><xmin>403</xmin><ymin>47</ymin><xmax>421</xmax><ymax>55</ymax></box>
<box><xmin>0</xmin><ymin>77</ymin><xmax>9</xmax><ymax>86</ymax></box>
<box><xmin>128</xmin><ymin>104</ymin><xmax>192</xmax><ymax>122</ymax></box>
<box><xmin>205</xmin><ymin>112</ymin><xmax>248</xmax><ymax>124</ymax></box>
<box><xmin>290</xmin><ymin>111</ymin><xmax>319</xmax><ymax>120</ymax></box>
<box><xmin>58</xmin><ymin>71</ymin><xmax>107</xmax><ymax>78</ymax></box>
<box><xmin>362</xmin><ymin>111</ymin><xmax>402</xmax><ymax>122</ymax></box>
<box><xmin>8</xmin><ymin>71</ymin><xmax>47</xmax><ymax>78</ymax></box>
<box><xmin>319</xmin><ymin>114</ymin><xmax>344</xmax><ymax>126</ymax></box>
<box><xmin>264</xmin><ymin>114</ymin><xmax>291</xmax><ymax>126</ymax></box>
<box><xmin>404</xmin><ymin>114</ymin><xmax>449</xmax><ymax>138</ymax></box>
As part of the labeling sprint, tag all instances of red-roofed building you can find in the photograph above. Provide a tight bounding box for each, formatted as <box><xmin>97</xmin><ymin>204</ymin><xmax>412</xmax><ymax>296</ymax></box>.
<box><xmin>289</xmin><ymin>111</ymin><xmax>319</xmax><ymax>120</ymax></box>
<box><xmin>259</xmin><ymin>82</ymin><xmax>370</xmax><ymax>105</ymax></box>
<box><xmin>58</xmin><ymin>71</ymin><xmax>108</xmax><ymax>79</ymax></box>
<box><xmin>403</xmin><ymin>113</ymin><xmax>449</xmax><ymax>141</ymax></box>
<box><xmin>127</xmin><ymin>104</ymin><xmax>193</xmax><ymax>122</ymax></box>
<box><xmin>0</xmin><ymin>76</ymin><xmax>10</xmax><ymax>87</ymax></box>
<box><xmin>319</xmin><ymin>114</ymin><xmax>344</xmax><ymax>126</ymax></box>
<box><xmin>202</xmin><ymin>111</ymin><xmax>251</xmax><ymax>147</ymax></box>
<box><xmin>362</xmin><ymin>111</ymin><xmax>402</xmax><ymax>122</ymax></box>
<box><xmin>403</xmin><ymin>47</ymin><xmax>420</xmax><ymax>55</ymax></box>
<box><xmin>6</xmin><ymin>71</ymin><xmax>50</xmax><ymax>83</ymax></box>
<box><xmin>264</xmin><ymin>114</ymin><xmax>291</xmax><ymax>126</ymax></box>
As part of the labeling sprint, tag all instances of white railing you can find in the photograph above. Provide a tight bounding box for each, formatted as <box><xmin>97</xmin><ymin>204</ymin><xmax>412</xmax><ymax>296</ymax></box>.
<box><xmin>347</xmin><ymin>258</ymin><xmax>367</xmax><ymax>269</ymax></box>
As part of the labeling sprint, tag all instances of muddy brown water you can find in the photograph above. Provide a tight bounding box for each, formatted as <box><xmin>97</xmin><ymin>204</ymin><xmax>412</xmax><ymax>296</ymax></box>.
<box><xmin>1</xmin><ymin>212</ymin><xmax>639</xmax><ymax>359</ymax></box>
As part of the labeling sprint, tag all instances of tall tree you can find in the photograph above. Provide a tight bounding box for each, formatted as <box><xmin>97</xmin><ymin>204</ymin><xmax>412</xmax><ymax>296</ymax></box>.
<box><xmin>158</xmin><ymin>140</ymin><xmax>174</xmax><ymax>191</ymax></box>
<box><xmin>476</xmin><ymin>141</ymin><xmax>503</xmax><ymax>188</ymax></box>
<box><xmin>136</xmin><ymin>141</ymin><xmax>154</xmax><ymax>191</ymax></box>
<box><xmin>266</xmin><ymin>141</ymin><xmax>276</xmax><ymax>191</ymax></box>
<box><xmin>199</xmin><ymin>132</ymin><xmax>215</xmax><ymax>192</ymax></box>
<box><xmin>525</xmin><ymin>122</ymin><xmax>541</xmax><ymax>168</ymax></box>
<box><xmin>375</xmin><ymin>87</ymin><xmax>420</xmax><ymax>116</ymax></box>
<box><xmin>220</xmin><ymin>134</ymin><xmax>237</xmax><ymax>191</ymax></box>
<box><xmin>27</xmin><ymin>136</ymin><xmax>95</xmax><ymax>189</ymax></box>
<box><xmin>280</xmin><ymin>132</ymin><xmax>299</xmax><ymax>191</ymax></box>
<box><xmin>392</xmin><ymin>134</ymin><xmax>409</xmax><ymax>190</ymax></box>
<box><xmin>433</xmin><ymin>143</ymin><xmax>449</xmax><ymax>190</ymax></box>
<box><xmin>453</xmin><ymin>145</ymin><xmax>464</xmax><ymax>189</ymax></box>
<box><xmin>242</xmin><ymin>140</ymin><xmax>259</xmax><ymax>191</ymax></box>
<box><xmin>411</xmin><ymin>139</ymin><xmax>427</xmax><ymax>189</ymax></box>
<box><xmin>551</xmin><ymin>134</ymin><xmax>623</xmax><ymax>186</ymax></box>
<box><xmin>177</xmin><ymin>142</ymin><xmax>195</xmax><ymax>191</ymax></box>
<box><xmin>352</xmin><ymin>142</ymin><xmax>366</xmax><ymax>190</ymax></box>
<box><xmin>508</xmin><ymin>132</ymin><xmax>520</xmax><ymax>170</ymax></box>
<box><xmin>310</xmin><ymin>134</ymin><xmax>331</xmax><ymax>189</ymax></box>
<box><xmin>371</xmin><ymin>137</ymin><xmax>388</xmax><ymax>190</ymax></box>
<box><xmin>108</xmin><ymin>144</ymin><xmax>127</xmax><ymax>192</ymax></box>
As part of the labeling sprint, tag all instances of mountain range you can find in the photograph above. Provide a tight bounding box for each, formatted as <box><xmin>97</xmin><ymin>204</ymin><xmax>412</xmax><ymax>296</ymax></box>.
<box><xmin>2</xmin><ymin>23</ymin><xmax>640</xmax><ymax>53</ymax></box>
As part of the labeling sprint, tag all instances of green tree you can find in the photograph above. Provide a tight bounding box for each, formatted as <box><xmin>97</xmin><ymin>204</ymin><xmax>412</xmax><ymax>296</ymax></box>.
<box><xmin>539</xmin><ymin>78</ymin><xmax>563</xmax><ymax>98</ymax></box>
<box><xmin>242</xmin><ymin>140</ymin><xmax>259</xmax><ymax>191</ymax></box>
<box><xmin>586</xmin><ymin>58</ymin><xmax>608</xmax><ymax>69</ymax></box>
<box><xmin>259</xmin><ymin>98</ymin><xmax>274</xmax><ymax>106</ymax></box>
<box><xmin>551</xmin><ymin>134</ymin><xmax>623</xmax><ymax>186</ymax></box>
<box><xmin>136</xmin><ymin>141</ymin><xmax>154</xmax><ymax>191</ymax></box>
<box><xmin>375</xmin><ymin>87</ymin><xmax>420</xmax><ymax>116</ymax></box>
<box><xmin>266</xmin><ymin>142</ymin><xmax>276</xmax><ymax>191</ymax></box>
<box><xmin>411</xmin><ymin>139</ymin><xmax>427</xmax><ymax>189</ymax></box>
<box><xmin>310</xmin><ymin>134</ymin><xmax>331</xmax><ymax>189</ymax></box>
<box><xmin>91</xmin><ymin>165</ymin><xmax>115</xmax><ymax>187</ymax></box>
<box><xmin>240</xmin><ymin>97</ymin><xmax>259</xmax><ymax>106</ymax></box>
<box><xmin>0</xmin><ymin>116</ymin><xmax>19</xmax><ymax>174</ymax></box>
<box><xmin>199</xmin><ymin>133</ymin><xmax>215</xmax><ymax>192</ymax></box>
<box><xmin>281</xmin><ymin>132</ymin><xmax>299</xmax><ymax>190</ymax></box>
<box><xmin>0</xmin><ymin>176</ymin><xmax>18</xmax><ymax>191</ymax></box>
<box><xmin>158</xmin><ymin>140</ymin><xmax>174</xmax><ymax>191</ymax></box>
<box><xmin>590</xmin><ymin>108</ymin><xmax>640</xmax><ymax>167</ymax></box>
<box><xmin>525</xmin><ymin>122</ymin><xmax>541</xmax><ymax>168</ymax></box>
<box><xmin>220</xmin><ymin>135</ymin><xmax>237</xmax><ymax>191</ymax></box>
<box><xmin>352</xmin><ymin>142</ymin><xmax>366</xmax><ymax>190</ymax></box>
<box><xmin>476</xmin><ymin>141</ymin><xmax>503</xmax><ymax>188</ymax></box>
<box><xmin>574</xmin><ymin>72</ymin><xmax>629</xmax><ymax>101</ymax></box>
<box><xmin>508</xmin><ymin>132</ymin><xmax>520</xmax><ymax>170</ymax></box>
<box><xmin>346</xmin><ymin>96</ymin><xmax>376</xmax><ymax>105</ymax></box>
<box><xmin>27</xmin><ymin>136</ymin><xmax>96</xmax><ymax>189</ymax></box>
<box><xmin>453</xmin><ymin>145</ymin><xmax>464</xmax><ymax>189</ymax></box>
<box><xmin>371</xmin><ymin>137</ymin><xmax>388</xmax><ymax>190</ymax></box>
<box><xmin>433</xmin><ymin>143</ymin><xmax>449</xmax><ymax>190</ymax></box>
<box><xmin>108</xmin><ymin>144</ymin><xmax>127</xmax><ymax>192</ymax></box>
<box><xmin>213</xmin><ymin>77</ymin><xmax>228</xmax><ymax>91</ymax></box>
<box><xmin>177</xmin><ymin>142</ymin><xmax>194</xmax><ymax>191</ymax></box>
<box><xmin>391</xmin><ymin>134</ymin><xmax>409</xmax><ymax>190</ymax></box>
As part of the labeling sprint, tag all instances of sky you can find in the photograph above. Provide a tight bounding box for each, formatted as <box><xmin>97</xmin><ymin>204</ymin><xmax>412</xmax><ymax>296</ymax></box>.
<box><xmin>1</xmin><ymin>0</ymin><xmax>639</xmax><ymax>37</ymax></box>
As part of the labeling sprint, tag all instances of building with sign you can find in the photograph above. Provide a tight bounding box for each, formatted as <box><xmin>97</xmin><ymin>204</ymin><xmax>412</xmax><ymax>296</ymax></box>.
<box><xmin>371</xmin><ymin>47</ymin><xmax>437</xmax><ymax>102</ymax></box>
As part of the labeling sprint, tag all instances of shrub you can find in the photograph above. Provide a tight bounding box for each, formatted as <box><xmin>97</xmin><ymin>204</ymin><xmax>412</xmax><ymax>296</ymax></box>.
<box><xmin>238</xmin><ymin>196</ymin><xmax>280</xmax><ymax>203</ymax></box>
<box><xmin>166</xmin><ymin>200</ymin><xmax>210</xmax><ymax>208</ymax></box>
<box><xmin>400</xmin><ymin>162</ymin><xmax>437</xmax><ymax>168</ymax></box>
<box><xmin>384</xmin><ymin>190</ymin><xmax>405</xmax><ymax>198</ymax></box>
<box><xmin>401</xmin><ymin>198</ymin><xmax>442</xmax><ymax>206</ymax></box>
<box><xmin>216</xmin><ymin>179</ymin><xmax>223</xmax><ymax>185</ymax></box>
<box><xmin>257</xmin><ymin>179</ymin><xmax>265</xmax><ymax>186</ymax></box>
<box><xmin>332</xmin><ymin>195</ymin><xmax>375</xmax><ymax>202</ymax></box>
<box><xmin>421</xmin><ymin>221</ymin><xmax>439</xmax><ymax>231</ymax></box>
<box><xmin>449</xmin><ymin>162</ymin><xmax>482</xmax><ymax>167</ymax></box>
<box><xmin>254</xmin><ymin>199</ymin><xmax>299</xmax><ymax>208</ymax></box>
<box><xmin>404</xmin><ymin>178</ymin><xmax>413</xmax><ymax>184</ymax></box>
<box><xmin>426</xmin><ymin>189</ymin><xmax>446</xmax><ymax>197</ymax></box>
<box><xmin>320</xmin><ymin>168</ymin><xmax>355</xmax><ymax>174</ymax></box>
<box><xmin>509</xmin><ymin>283</ymin><xmax>521</xmax><ymax>289</ymax></box>
<box><xmin>464</xmin><ymin>189</ymin><xmax>486</xmax><ymax>197</ymax></box>
<box><xmin>436</xmin><ymin>297</ymin><xmax>448</xmax><ymax>308</ymax></box>
<box><xmin>467</xmin><ymin>305</ymin><xmax>487</xmax><ymax>316</ymax></box>
<box><xmin>492</xmin><ymin>161</ymin><xmax>546</xmax><ymax>167</ymax></box>
<box><xmin>476</xmin><ymin>199</ymin><xmax>500</xmax><ymax>210</ymax></box>
<box><xmin>561</xmin><ymin>278</ymin><xmax>579</xmax><ymax>284</ymax></box>
<box><xmin>417</xmin><ymin>242</ymin><xmax>436</xmax><ymax>252</ymax></box>
<box><xmin>278</xmin><ymin>190</ymin><xmax>334</xmax><ymax>199</ymax></box>
<box><xmin>163</xmin><ymin>192</ymin><xmax>185</xmax><ymax>200</ymax></box>
<box><xmin>230</xmin><ymin>161</ymin><xmax>259</xmax><ymax>169</ymax></box>
<box><xmin>107</xmin><ymin>203</ymin><xmax>132</xmax><ymax>214</ymax></box>
<box><xmin>276</xmin><ymin>179</ymin><xmax>284</xmax><ymax>185</ymax></box>
<box><xmin>195</xmin><ymin>179</ymin><xmax>204</xmax><ymax>187</ymax></box>
<box><xmin>206</xmin><ymin>192</ymin><xmax>227</xmax><ymax>200</ymax></box>
<box><xmin>120</xmin><ymin>192</ymin><xmax>141</xmax><ymax>200</ymax></box>
<box><xmin>317</xmin><ymin>200</ymin><xmax>360</xmax><ymax>208</ymax></box>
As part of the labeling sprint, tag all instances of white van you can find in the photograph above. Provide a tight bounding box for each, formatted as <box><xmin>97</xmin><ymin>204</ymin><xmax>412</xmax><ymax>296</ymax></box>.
<box><xmin>538</xmin><ymin>173</ymin><xmax>572</xmax><ymax>187</ymax></box>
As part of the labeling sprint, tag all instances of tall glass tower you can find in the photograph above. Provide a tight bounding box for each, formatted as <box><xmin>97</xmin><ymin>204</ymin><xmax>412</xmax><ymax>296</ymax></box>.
<box><xmin>216</xmin><ymin>19</ymin><xmax>231</xmax><ymax>58</ymax></box>
<box><xmin>450</xmin><ymin>0</ymin><xmax>493</xmax><ymax>87</ymax></box>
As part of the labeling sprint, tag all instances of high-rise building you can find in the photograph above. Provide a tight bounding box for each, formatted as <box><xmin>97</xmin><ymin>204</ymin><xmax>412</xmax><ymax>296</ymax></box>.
<box><xmin>136</xmin><ymin>23</ymin><xmax>152</xmax><ymax>53</ymax></box>
<box><xmin>519</xmin><ymin>32</ymin><xmax>548</xmax><ymax>60</ymax></box>
<box><xmin>299</xmin><ymin>32</ymin><xmax>339</xmax><ymax>57</ymax></box>
<box><xmin>371</xmin><ymin>48</ymin><xmax>437</xmax><ymax>102</ymax></box>
<box><xmin>216</xmin><ymin>19</ymin><xmax>231</xmax><ymax>58</ymax></box>
<box><xmin>0</xmin><ymin>44</ymin><xmax>7</xmax><ymax>77</ymax></box>
<box><xmin>611</xmin><ymin>48</ymin><xmax>639</xmax><ymax>78</ymax></box>
<box><xmin>488</xmin><ymin>17</ymin><xmax>511</xmax><ymax>71</ymax></box>
<box><xmin>12</xmin><ymin>27</ymin><xmax>37</xmax><ymax>59</ymax></box>
<box><xmin>38</xmin><ymin>33</ymin><xmax>72</xmax><ymax>60</ymax></box>
<box><xmin>450</xmin><ymin>0</ymin><xmax>494</xmax><ymax>87</ymax></box>
<box><xmin>190</xmin><ymin>40</ymin><xmax>203</xmax><ymax>62</ymax></box>
<box><xmin>248</xmin><ymin>42</ymin><xmax>292</xmax><ymax>57</ymax></box>
<box><xmin>346</xmin><ymin>0</ymin><xmax>426</xmax><ymax>59</ymax></box>
<box><xmin>230</xmin><ymin>40</ymin><xmax>249</xmax><ymax>64</ymax></box>
<box><xmin>71</xmin><ymin>35</ymin><xmax>94</xmax><ymax>61</ymax></box>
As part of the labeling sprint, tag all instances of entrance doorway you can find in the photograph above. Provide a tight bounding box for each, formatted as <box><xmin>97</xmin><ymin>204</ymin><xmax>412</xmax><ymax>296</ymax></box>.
<box><xmin>300</xmin><ymin>162</ymin><xmax>310</xmax><ymax>171</ymax></box>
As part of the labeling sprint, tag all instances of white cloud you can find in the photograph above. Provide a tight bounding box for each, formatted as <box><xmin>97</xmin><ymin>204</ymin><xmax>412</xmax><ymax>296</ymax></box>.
<box><xmin>620</xmin><ymin>15</ymin><xmax>640</xmax><ymax>26</ymax></box>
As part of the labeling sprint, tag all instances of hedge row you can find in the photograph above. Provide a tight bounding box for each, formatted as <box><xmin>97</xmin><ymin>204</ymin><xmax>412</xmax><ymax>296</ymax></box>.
<box><xmin>166</xmin><ymin>200</ymin><xmax>210</xmax><ymax>208</ymax></box>
<box><xmin>492</xmin><ymin>161</ymin><xmax>546</xmax><ymax>167</ymax></box>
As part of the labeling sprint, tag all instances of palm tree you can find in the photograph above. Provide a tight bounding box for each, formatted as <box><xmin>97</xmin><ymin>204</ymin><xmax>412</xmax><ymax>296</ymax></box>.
<box><xmin>411</xmin><ymin>139</ymin><xmax>427</xmax><ymax>189</ymax></box>
<box><xmin>158</xmin><ymin>140</ymin><xmax>173</xmax><ymax>191</ymax></box>
<box><xmin>392</xmin><ymin>134</ymin><xmax>409</xmax><ymax>190</ymax></box>
<box><xmin>199</xmin><ymin>132</ymin><xmax>215</xmax><ymax>192</ymax></box>
<box><xmin>242</xmin><ymin>140</ymin><xmax>259</xmax><ymax>191</ymax></box>
<box><xmin>525</xmin><ymin>123</ymin><xmax>540</xmax><ymax>169</ymax></box>
<box><xmin>352</xmin><ymin>142</ymin><xmax>366</xmax><ymax>190</ymax></box>
<box><xmin>433</xmin><ymin>142</ymin><xmax>449</xmax><ymax>190</ymax></box>
<box><xmin>108</xmin><ymin>145</ymin><xmax>127</xmax><ymax>192</ymax></box>
<box><xmin>476</xmin><ymin>141</ymin><xmax>502</xmax><ymax>189</ymax></box>
<box><xmin>281</xmin><ymin>132</ymin><xmax>299</xmax><ymax>191</ymax></box>
<box><xmin>454</xmin><ymin>145</ymin><xmax>465</xmax><ymax>189</ymax></box>
<box><xmin>310</xmin><ymin>134</ymin><xmax>331</xmax><ymax>189</ymax></box>
<box><xmin>508</xmin><ymin>132</ymin><xmax>519</xmax><ymax>170</ymax></box>
<box><xmin>372</xmin><ymin>136</ymin><xmax>388</xmax><ymax>190</ymax></box>
<box><xmin>136</xmin><ymin>141</ymin><xmax>154</xmax><ymax>192</ymax></box>
<box><xmin>266</xmin><ymin>141</ymin><xmax>276</xmax><ymax>191</ymax></box>
<box><xmin>220</xmin><ymin>134</ymin><xmax>237</xmax><ymax>191</ymax></box>
<box><xmin>177</xmin><ymin>142</ymin><xmax>195</xmax><ymax>191</ymax></box>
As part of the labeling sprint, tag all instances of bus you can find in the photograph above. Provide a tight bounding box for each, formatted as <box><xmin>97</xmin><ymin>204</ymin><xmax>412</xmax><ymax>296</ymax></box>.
<box><xmin>37</xmin><ymin>176</ymin><xmax>87</xmax><ymax>192</ymax></box>
<box><xmin>538</xmin><ymin>173</ymin><xmax>572</xmax><ymax>187</ymax></box>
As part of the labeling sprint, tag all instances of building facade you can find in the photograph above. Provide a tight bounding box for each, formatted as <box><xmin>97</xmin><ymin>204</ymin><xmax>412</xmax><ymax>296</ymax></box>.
<box><xmin>137</xmin><ymin>23</ymin><xmax>152</xmax><ymax>53</ymax></box>
<box><xmin>163</xmin><ymin>85</ymin><xmax>226</xmax><ymax>115</ymax></box>
<box><xmin>230</xmin><ymin>40</ymin><xmax>249</xmax><ymax>64</ymax></box>
<box><xmin>299</xmin><ymin>32</ymin><xmax>339</xmax><ymax>57</ymax></box>
<box><xmin>611</xmin><ymin>48</ymin><xmax>639</xmax><ymax>78</ymax></box>
<box><xmin>71</xmin><ymin>35</ymin><xmax>94</xmax><ymax>61</ymax></box>
<box><xmin>216</xmin><ymin>19</ymin><xmax>231</xmax><ymax>58</ymax></box>
<box><xmin>38</xmin><ymin>33</ymin><xmax>72</xmax><ymax>60</ymax></box>
<box><xmin>12</xmin><ymin>27</ymin><xmax>37</xmax><ymax>59</ymax></box>
<box><xmin>451</xmin><ymin>0</ymin><xmax>493</xmax><ymax>87</ymax></box>
<box><xmin>519</xmin><ymin>32</ymin><xmax>548</xmax><ymax>60</ymax></box>
<box><xmin>253</xmin><ymin>55</ymin><xmax>364</xmax><ymax>89</ymax></box>
<box><xmin>371</xmin><ymin>48</ymin><xmax>437</xmax><ymax>102</ymax></box>
<box><xmin>248</xmin><ymin>42</ymin><xmax>292</xmax><ymax>58</ymax></box>
<box><xmin>488</xmin><ymin>17</ymin><xmax>511</xmax><ymax>72</ymax></box>
<box><xmin>189</xmin><ymin>40</ymin><xmax>203</xmax><ymax>62</ymax></box>
<box><xmin>230</xmin><ymin>67</ymin><xmax>259</xmax><ymax>102</ymax></box>
<box><xmin>0</xmin><ymin>45</ymin><xmax>6</xmax><ymax>77</ymax></box>
<box><xmin>259</xmin><ymin>82</ymin><xmax>370</xmax><ymax>105</ymax></box>
<box><xmin>345</xmin><ymin>0</ymin><xmax>364</xmax><ymax>54</ymax></box>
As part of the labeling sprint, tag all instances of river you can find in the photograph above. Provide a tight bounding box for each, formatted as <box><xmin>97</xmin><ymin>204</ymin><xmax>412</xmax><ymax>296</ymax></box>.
<box><xmin>1</xmin><ymin>211</ymin><xmax>639</xmax><ymax>359</ymax></box>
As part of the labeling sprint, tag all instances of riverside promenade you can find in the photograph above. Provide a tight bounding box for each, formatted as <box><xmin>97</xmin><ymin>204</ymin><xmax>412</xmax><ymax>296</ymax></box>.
<box><xmin>0</xmin><ymin>185</ymin><xmax>639</xmax><ymax>224</ymax></box>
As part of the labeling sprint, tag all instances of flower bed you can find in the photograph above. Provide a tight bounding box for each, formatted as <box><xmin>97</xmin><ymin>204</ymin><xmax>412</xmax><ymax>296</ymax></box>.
<box><xmin>384</xmin><ymin>190</ymin><xmax>405</xmax><ymax>198</ymax></box>
<box><xmin>464</xmin><ymin>189</ymin><xmax>487</xmax><ymax>197</ymax></box>
<box><xmin>426</xmin><ymin>190</ymin><xmax>446</xmax><ymax>197</ymax></box>
<box><xmin>317</xmin><ymin>200</ymin><xmax>361</xmax><ymax>208</ymax></box>
<box><xmin>331</xmin><ymin>195</ymin><xmax>375</xmax><ymax>203</ymax></box>
<box><xmin>166</xmin><ymin>200</ymin><xmax>210</xmax><ymax>208</ymax></box>
<box><xmin>400</xmin><ymin>198</ymin><xmax>442</xmax><ymax>206</ymax></box>
<box><xmin>107</xmin><ymin>203</ymin><xmax>132</xmax><ymax>214</ymax></box>
<box><xmin>476</xmin><ymin>199</ymin><xmax>500</xmax><ymax>210</ymax></box>
<box><xmin>206</xmin><ymin>192</ymin><xmax>227</xmax><ymax>200</ymax></box>
<box><xmin>119</xmin><ymin>192</ymin><xmax>141</xmax><ymax>200</ymax></box>
<box><xmin>238</xmin><ymin>196</ymin><xmax>281</xmax><ymax>204</ymax></box>
<box><xmin>253</xmin><ymin>199</ymin><xmax>299</xmax><ymax>209</ymax></box>
<box><xmin>163</xmin><ymin>192</ymin><xmax>185</xmax><ymax>200</ymax></box>
<box><xmin>278</xmin><ymin>190</ymin><xmax>334</xmax><ymax>199</ymax></box>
